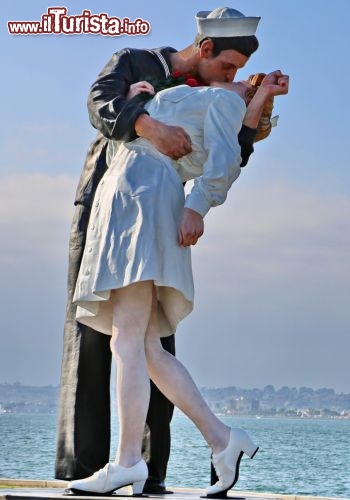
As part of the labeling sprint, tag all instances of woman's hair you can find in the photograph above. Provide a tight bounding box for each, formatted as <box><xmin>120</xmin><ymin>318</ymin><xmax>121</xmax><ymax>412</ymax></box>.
<box><xmin>195</xmin><ymin>34</ymin><xmax>259</xmax><ymax>57</ymax></box>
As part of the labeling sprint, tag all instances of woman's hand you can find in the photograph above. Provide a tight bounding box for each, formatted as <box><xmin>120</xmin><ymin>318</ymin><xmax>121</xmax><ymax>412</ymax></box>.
<box><xmin>178</xmin><ymin>208</ymin><xmax>204</xmax><ymax>247</ymax></box>
<box><xmin>127</xmin><ymin>81</ymin><xmax>155</xmax><ymax>100</ymax></box>
<box><xmin>260</xmin><ymin>70</ymin><xmax>289</xmax><ymax>97</ymax></box>
<box><xmin>243</xmin><ymin>70</ymin><xmax>289</xmax><ymax>129</ymax></box>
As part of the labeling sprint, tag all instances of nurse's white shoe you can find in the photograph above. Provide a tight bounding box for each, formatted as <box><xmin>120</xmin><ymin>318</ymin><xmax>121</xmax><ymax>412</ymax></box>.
<box><xmin>206</xmin><ymin>428</ymin><xmax>259</xmax><ymax>497</ymax></box>
<box><xmin>68</xmin><ymin>459</ymin><xmax>148</xmax><ymax>495</ymax></box>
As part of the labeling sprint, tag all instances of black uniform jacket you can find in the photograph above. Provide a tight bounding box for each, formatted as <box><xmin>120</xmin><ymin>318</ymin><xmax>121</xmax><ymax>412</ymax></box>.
<box><xmin>74</xmin><ymin>46</ymin><xmax>256</xmax><ymax>209</ymax></box>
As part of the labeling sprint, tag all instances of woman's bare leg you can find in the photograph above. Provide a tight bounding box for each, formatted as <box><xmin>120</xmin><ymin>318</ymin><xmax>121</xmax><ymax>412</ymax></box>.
<box><xmin>68</xmin><ymin>283</ymin><xmax>257</xmax><ymax>496</ymax></box>
<box><xmin>145</xmin><ymin>288</ymin><xmax>230</xmax><ymax>455</ymax></box>
<box><xmin>110</xmin><ymin>281</ymin><xmax>153</xmax><ymax>467</ymax></box>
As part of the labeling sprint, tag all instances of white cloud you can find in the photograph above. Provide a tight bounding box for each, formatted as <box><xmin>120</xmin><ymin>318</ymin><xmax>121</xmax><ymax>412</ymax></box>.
<box><xmin>0</xmin><ymin>172</ymin><xmax>76</xmax><ymax>263</ymax></box>
<box><xmin>178</xmin><ymin>179</ymin><xmax>350</xmax><ymax>391</ymax></box>
<box><xmin>194</xmin><ymin>179</ymin><xmax>350</xmax><ymax>278</ymax></box>
<box><xmin>0</xmin><ymin>172</ymin><xmax>77</xmax><ymax>385</ymax></box>
<box><xmin>0</xmin><ymin>172</ymin><xmax>349</xmax><ymax>390</ymax></box>
<box><xmin>2</xmin><ymin>120</ymin><xmax>94</xmax><ymax>177</ymax></box>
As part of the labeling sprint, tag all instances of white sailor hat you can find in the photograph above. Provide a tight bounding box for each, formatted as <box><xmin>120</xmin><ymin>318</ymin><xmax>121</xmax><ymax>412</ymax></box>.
<box><xmin>196</xmin><ymin>7</ymin><xmax>260</xmax><ymax>37</ymax></box>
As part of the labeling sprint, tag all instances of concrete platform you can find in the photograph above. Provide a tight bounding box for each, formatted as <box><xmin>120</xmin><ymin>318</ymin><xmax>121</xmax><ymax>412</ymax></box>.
<box><xmin>0</xmin><ymin>481</ymin><xmax>344</xmax><ymax>500</ymax></box>
<box><xmin>0</xmin><ymin>487</ymin><xmax>279</xmax><ymax>500</ymax></box>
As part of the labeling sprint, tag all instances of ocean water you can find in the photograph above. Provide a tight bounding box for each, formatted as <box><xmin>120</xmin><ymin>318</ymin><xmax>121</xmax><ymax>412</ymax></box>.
<box><xmin>0</xmin><ymin>412</ymin><xmax>350</xmax><ymax>498</ymax></box>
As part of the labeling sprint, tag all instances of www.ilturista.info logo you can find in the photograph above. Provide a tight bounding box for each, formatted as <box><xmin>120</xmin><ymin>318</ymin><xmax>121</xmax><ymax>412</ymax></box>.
<box><xmin>7</xmin><ymin>7</ymin><xmax>151</xmax><ymax>36</ymax></box>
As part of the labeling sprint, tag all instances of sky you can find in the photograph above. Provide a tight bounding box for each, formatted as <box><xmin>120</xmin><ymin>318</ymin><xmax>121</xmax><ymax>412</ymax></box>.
<box><xmin>1</xmin><ymin>0</ymin><xmax>349</xmax><ymax>394</ymax></box>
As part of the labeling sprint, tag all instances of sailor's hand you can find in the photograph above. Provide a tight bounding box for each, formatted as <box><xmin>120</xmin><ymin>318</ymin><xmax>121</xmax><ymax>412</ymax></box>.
<box><xmin>135</xmin><ymin>115</ymin><xmax>192</xmax><ymax>160</ymax></box>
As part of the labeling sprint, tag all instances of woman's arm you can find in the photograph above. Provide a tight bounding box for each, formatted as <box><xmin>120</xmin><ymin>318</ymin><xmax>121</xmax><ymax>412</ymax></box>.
<box><xmin>242</xmin><ymin>70</ymin><xmax>289</xmax><ymax>130</ymax></box>
<box><xmin>239</xmin><ymin>70</ymin><xmax>289</xmax><ymax>166</ymax></box>
<box><xmin>88</xmin><ymin>49</ymin><xmax>192</xmax><ymax>158</ymax></box>
<box><xmin>126</xmin><ymin>81</ymin><xmax>155</xmax><ymax>100</ymax></box>
<box><xmin>179</xmin><ymin>91</ymin><xmax>245</xmax><ymax>247</ymax></box>
<box><xmin>88</xmin><ymin>49</ymin><xmax>150</xmax><ymax>142</ymax></box>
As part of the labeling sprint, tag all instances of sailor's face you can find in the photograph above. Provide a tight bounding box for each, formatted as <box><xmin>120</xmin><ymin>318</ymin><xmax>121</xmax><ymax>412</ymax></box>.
<box><xmin>198</xmin><ymin>47</ymin><xmax>249</xmax><ymax>84</ymax></box>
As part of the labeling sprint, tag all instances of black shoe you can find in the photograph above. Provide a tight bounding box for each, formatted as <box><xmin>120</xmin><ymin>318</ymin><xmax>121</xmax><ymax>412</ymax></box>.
<box><xmin>142</xmin><ymin>480</ymin><xmax>173</xmax><ymax>495</ymax></box>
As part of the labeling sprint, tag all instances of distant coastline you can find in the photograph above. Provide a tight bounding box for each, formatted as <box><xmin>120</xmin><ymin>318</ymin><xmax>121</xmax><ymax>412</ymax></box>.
<box><xmin>201</xmin><ymin>384</ymin><xmax>350</xmax><ymax>419</ymax></box>
<box><xmin>1</xmin><ymin>382</ymin><xmax>349</xmax><ymax>418</ymax></box>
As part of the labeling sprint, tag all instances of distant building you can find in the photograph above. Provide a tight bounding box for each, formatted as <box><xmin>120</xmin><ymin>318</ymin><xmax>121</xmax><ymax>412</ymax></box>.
<box><xmin>251</xmin><ymin>399</ymin><xmax>260</xmax><ymax>412</ymax></box>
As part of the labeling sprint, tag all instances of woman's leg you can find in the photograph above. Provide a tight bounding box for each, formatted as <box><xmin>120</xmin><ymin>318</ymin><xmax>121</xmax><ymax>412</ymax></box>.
<box><xmin>68</xmin><ymin>281</ymin><xmax>154</xmax><ymax>494</ymax></box>
<box><xmin>110</xmin><ymin>281</ymin><xmax>153</xmax><ymax>467</ymax></box>
<box><xmin>145</xmin><ymin>287</ymin><xmax>258</xmax><ymax>496</ymax></box>
<box><xmin>145</xmin><ymin>288</ymin><xmax>229</xmax><ymax>455</ymax></box>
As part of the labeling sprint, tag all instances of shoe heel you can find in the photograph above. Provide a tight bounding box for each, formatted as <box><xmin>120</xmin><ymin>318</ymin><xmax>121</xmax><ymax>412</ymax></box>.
<box><xmin>241</xmin><ymin>431</ymin><xmax>259</xmax><ymax>459</ymax></box>
<box><xmin>132</xmin><ymin>480</ymin><xmax>146</xmax><ymax>496</ymax></box>
<box><xmin>250</xmin><ymin>445</ymin><xmax>259</xmax><ymax>459</ymax></box>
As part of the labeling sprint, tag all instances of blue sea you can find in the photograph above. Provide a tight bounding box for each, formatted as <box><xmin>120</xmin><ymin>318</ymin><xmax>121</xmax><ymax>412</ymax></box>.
<box><xmin>1</xmin><ymin>412</ymin><xmax>350</xmax><ymax>498</ymax></box>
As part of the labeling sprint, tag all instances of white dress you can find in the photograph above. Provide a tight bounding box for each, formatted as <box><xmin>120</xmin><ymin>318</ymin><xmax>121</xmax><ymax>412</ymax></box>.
<box><xmin>73</xmin><ymin>85</ymin><xmax>245</xmax><ymax>336</ymax></box>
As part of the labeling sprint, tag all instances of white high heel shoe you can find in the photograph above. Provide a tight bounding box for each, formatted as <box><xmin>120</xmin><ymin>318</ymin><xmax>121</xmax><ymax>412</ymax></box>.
<box><xmin>68</xmin><ymin>459</ymin><xmax>148</xmax><ymax>495</ymax></box>
<box><xmin>206</xmin><ymin>428</ymin><xmax>259</xmax><ymax>497</ymax></box>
